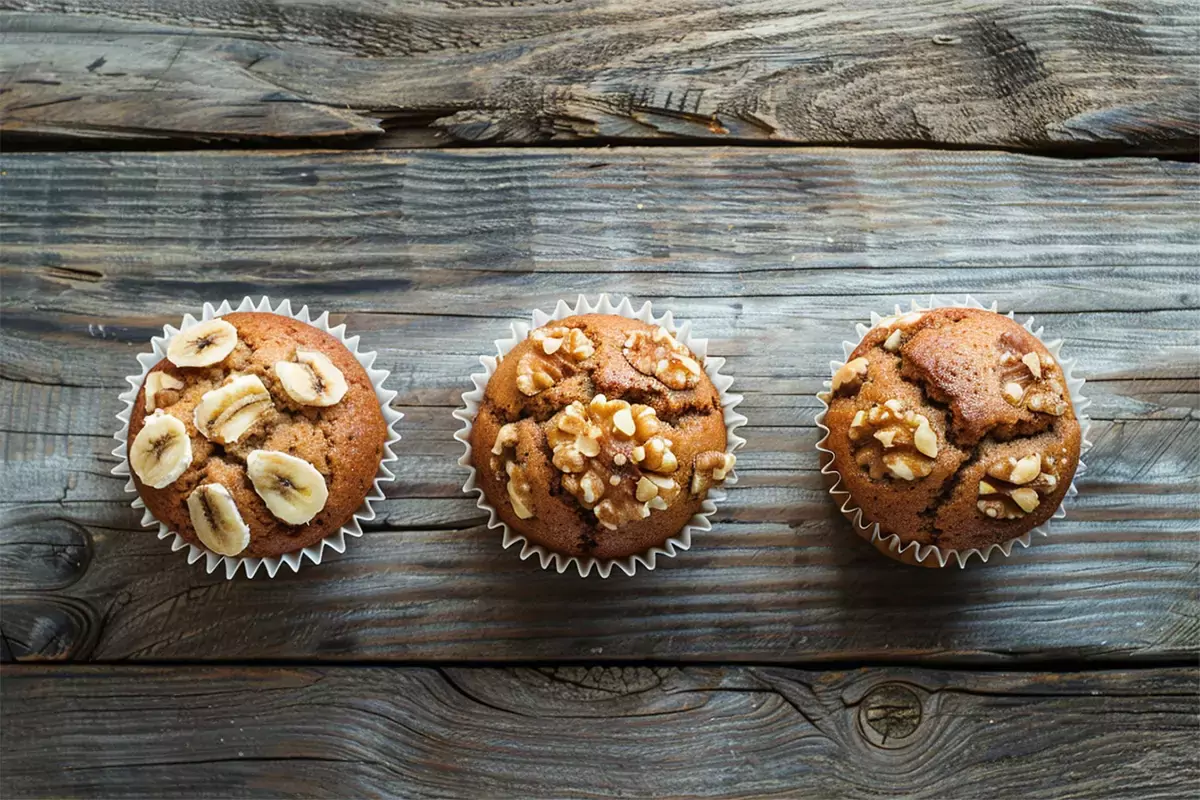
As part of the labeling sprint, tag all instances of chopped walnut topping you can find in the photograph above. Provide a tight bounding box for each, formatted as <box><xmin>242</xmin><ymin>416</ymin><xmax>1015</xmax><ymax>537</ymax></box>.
<box><xmin>491</xmin><ymin>423</ymin><xmax>534</xmax><ymax>519</ymax></box>
<box><xmin>987</xmin><ymin>453</ymin><xmax>1043</xmax><ymax>485</ymax></box>
<box><xmin>532</xmin><ymin>326</ymin><xmax>595</xmax><ymax>361</ymax></box>
<box><xmin>623</xmin><ymin>326</ymin><xmax>703</xmax><ymax>390</ymax></box>
<box><xmin>998</xmin><ymin>338</ymin><xmax>1069</xmax><ymax>416</ymax></box>
<box><xmin>547</xmin><ymin>401</ymin><xmax>603</xmax><ymax>473</ymax></box>
<box><xmin>516</xmin><ymin>353</ymin><xmax>562</xmax><ymax>396</ymax></box>
<box><xmin>516</xmin><ymin>326</ymin><xmax>596</xmax><ymax>396</ymax></box>
<box><xmin>633</xmin><ymin>436</ymin><xmax>678</xmax><ymax>473</ymax></box>
<box><xmin>877</xmin><ymin>311</ymin><xmax>924</xmax><ymax>352</ymax></box>
<box><xmin>1022</xmin><ymin>352</ymin><xmax>1042</xmax><ymax>380</ymax></box>
<box><xmin>849</xmin><ymin>400</ymin><xmax>939</xmax><ymax>481</ymax></box>
<box><xmin>832</xmin><ymin>358</ymin><xmax>869</xmax><ymax>395</ymax></box>
<box><xmin>977</xmin><ymin>453</ymin><xmax>1060</xmax><ymax>520</ymax></box>
<box><xmin>691</xmin><ymin>451</ymin><xmax>736</xmax><ymax>495</ymax></box>
<box><xmin>546</xmin><ymin>395</ymin><xmax>683</xmax><ymax>530</ymax></box>
<box><xmin>505</xmin><ymin>461</ymin><xmax>535</xmax><ymax>519</ymax></box>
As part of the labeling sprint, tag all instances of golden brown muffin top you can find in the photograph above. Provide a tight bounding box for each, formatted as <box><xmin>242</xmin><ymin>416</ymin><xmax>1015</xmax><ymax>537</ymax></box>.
<box><xmin>127</xmin><ymin>312</ymin><xmax>387</xmax><ymax>559</ymax></box>
<box><xmin>470</xmin><ymin>314</ymin><xmax>734</xmax><ymax>560</ymax></box>
<box><xmin>824</xmin><ymin>307</ymin><xmax>1081</xmax><ymax>554</ymax></box>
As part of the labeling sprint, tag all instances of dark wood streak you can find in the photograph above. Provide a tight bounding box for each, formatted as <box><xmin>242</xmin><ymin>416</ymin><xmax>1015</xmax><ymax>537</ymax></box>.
<box><xmin>1</xmin><ymin>664</ymin><xmax>1196</xmax><ymax>798</ymax></box>
<box><xmin>1</xmin><ymin>1</ymin><xmax>1197</xmax><ymax>153</ymax></box>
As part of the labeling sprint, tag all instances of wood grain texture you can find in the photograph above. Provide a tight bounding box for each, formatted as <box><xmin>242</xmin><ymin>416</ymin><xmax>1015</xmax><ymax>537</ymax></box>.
<box><xmin>2</xmin><ymin>149</ymin><xmax>1198</xmax><ymax>279</ymax></box>
<box><xmin>1</xmin><ymin>148</ymin><xmax>1197</xmax><ymax>663</ymax></box>
<box><xmin>2</xmin><ymin>664</ymin><xmax>1197</xmax><ymax>799</ymax></box>
<box><xmin>2</xmin><ymin>1</ymin><xmax>1197</xmax><ymax>153</ymax></box>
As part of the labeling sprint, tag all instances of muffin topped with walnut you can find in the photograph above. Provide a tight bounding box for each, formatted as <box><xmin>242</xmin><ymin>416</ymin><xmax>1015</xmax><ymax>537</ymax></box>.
<box><xmin>126</xmin><ymin>312</ymin><xmax>387</xmax><ymax>559</ymax></box>
<box><xmin>822</xmin><ymin>306</ymin><xmax>1081</xmax><ymax>557</ymax></box>
<box><xmin>470</xmin><ymin>314</ymin><xmax>736</xmax><ymax>561</ymax></box>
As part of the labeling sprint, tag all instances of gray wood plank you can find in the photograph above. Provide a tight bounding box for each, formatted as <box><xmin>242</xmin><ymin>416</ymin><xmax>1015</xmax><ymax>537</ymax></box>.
<box><xmin>2</xmin><ymin>664</ymin><xmax>1196</xmax><ymax>799</ymax></box>
<box><xmin>1</xmin><ymin>365</ymin><xmax>1196</xmax><ymax>663</ymax></box>
<box><xmin>1</xmin><ymin>150</ymin><xmax>1196</xmax><ymax>283</ymax></box>
<box><xmin>2</xmin><ymin>1</ymin><xmax>1197</xmax><ymax>153</ymax></box>
<box><xmin>1</xmin><ymin>147</ymin><xmax>1196</xmax><ymax>663</ymax></box>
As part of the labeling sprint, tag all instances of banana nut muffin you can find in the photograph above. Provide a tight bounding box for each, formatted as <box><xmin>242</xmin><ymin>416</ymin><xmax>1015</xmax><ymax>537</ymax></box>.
<box><xmin>126</xmin><ymin>312</ymin><xmax>387</xmax><ymax>559</ymax></box>
<box><xmin>470</xmin><ymin>314</ymin><xmax>736</xmax><ymax>561</ymax></box>
<box><xmin>823</xmin><ymin>306</ymin><xmax>1081</xmax><ymax>557</ymax></box>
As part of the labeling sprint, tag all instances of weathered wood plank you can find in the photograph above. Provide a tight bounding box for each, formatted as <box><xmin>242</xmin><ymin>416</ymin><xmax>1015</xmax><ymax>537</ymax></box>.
<box><xmin>2</xmin><ymin>664</ymin><xmax>1196</xmax><ymax>799</ymax></box>
<box><xmin>1</xmin><ymin>148</ymin><xmax>1196</xmax><ymax>663</ymax></box>
<box><xmin>1</xmin><ymin>412</ymin><xmax>1196</xmax><ymax>662</ymax></box>
<box><xmin>1</xmin><ymin>150</ymin><xmax>1196</xmax><ymax>278</ymax></box>
<box><xmin>4</xmin><ymin>305</ymin><xmax>1199</xmax><ymax>391</ymax></box>
<box><xmin>1</xmin><ymin>1</ymin><xmax>1197</xmax><ymax>153</ymax></box>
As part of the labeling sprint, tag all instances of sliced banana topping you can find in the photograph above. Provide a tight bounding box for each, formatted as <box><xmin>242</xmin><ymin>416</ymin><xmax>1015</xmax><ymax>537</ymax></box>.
<box><xmin>246</xmin><ymin>450</ymin><xmax>329</xmax><ymax>525</ymax></box>
<box><xmin>144</xmin><ymin>372</ymin><xmax>184</xmax><ymax>412</ymax></box>
<box><xmin>129</xmin><ymin>410</ymin><xmax>192</xmax><ymax>489</ymax></box>
<box><xmin>193</xmin><ymin>374</ymin><xmax>274</xmax><ymax>444</ymax></box>
<box><xmin>187</xmin><ymin>484</ymin><xmax>251</xmax><ymax>556</ymax></box>
<box><xmin>167</xmin><ymin>319</ymin><xmax>238</xmax><ymax>368</ymax></box>
<box><xmin>274</xmin><ymin>349</ymin><xmax>348</xmax><ymax>407</ymax></box>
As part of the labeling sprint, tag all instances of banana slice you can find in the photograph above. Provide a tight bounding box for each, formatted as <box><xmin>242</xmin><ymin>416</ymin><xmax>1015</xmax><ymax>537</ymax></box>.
<box><xmin>187</xmin><ymin>484</ymin><xmax>251</xmax><ymax>556</ymax></box>
<box><xmin>246</xmin><ymin>450</ymin><xmax>329</xmax><ymax>525</ymax></box>
<box><xmin>166</xmin><ymin>319</ymin><xmax>238</xmax><ymax>368</ymax></box>
<box><xmin>129</xmin><ymin>410</ymin><xmax>192</xmax><ymax>489</ymax></box>
<box><xmin>193</xmin><ymin>374</ymin><xmax>274</xmax><ymax>444</ymax></box>
<box><xmin>274</xmin><ymin>349</ymin><xmax>349</xmax><ymax>407</ymax></box>
<box><xmin>144</xmin><ymin>372</ymin><xmax>185</xmax><ymax>412</ymax></box>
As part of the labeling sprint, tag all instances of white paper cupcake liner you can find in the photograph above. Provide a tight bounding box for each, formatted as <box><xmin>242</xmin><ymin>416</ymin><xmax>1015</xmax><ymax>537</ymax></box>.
<box><xmin>815</xmin><ymin>295</ymin><xmax>1092</xmax><ymax>568</ymax></box>
<box><xmin>454</xmin><ymin>294</ymin><xmax>748</xmax><ymax>578</ymax></box>
<box><xmin>111</xmin><ymin>296</ymin><xmax>403</xmax><ymax>579</ymax></box>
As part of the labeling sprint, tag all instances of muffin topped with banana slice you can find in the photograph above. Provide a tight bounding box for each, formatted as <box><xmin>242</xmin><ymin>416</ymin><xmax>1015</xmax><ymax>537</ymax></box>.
<box><xmin>126</xmin><ymin>312</ymin><xmax>387</xmax><ymax>559</ymax></box>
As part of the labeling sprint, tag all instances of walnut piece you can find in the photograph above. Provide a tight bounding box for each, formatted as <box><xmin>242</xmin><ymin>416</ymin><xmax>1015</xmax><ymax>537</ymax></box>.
<box><xmin>998</xmin><ymin>340</ymin><xmax>1069</xmax><ymax>416</ymax></box>
<box><xmin>623</xmin><ymin>326</ymin><xmax>703</xmax><ymax>390</ymax></box>
<box><xmin>876</xmin><ymin>311</ymin><xmax>929</xmax><ymax>354</ymax></box>
<box><xmin>546</xmin><ymin>395</ymin><xmax>685</xmax><ymax>530</ymax></box>
<box><xmin>691</xmin><ymin>451</ymin><xmax>737</xmax><ymax>495</ymax></box>
<box><xmin>832</xmin><ymin>357</ymin><xmax>869</xmax><ymax>395</ymax></box>
<box><xmin>977</xmin><ymin>453</ymin><xmax>1060</xmax><ymax>520</ymax></box>
<box><xmin>533</xmin><ymin>326</ymin><xmax>595</xmax><ymax>361</ymax></box>
<box><xmin>491</xmin><ymin>423</ymin><xmax>534</xmax><ymax>519</ymax></box>
<box><xmin>516</xmin><ymin>326</ymin><xmax>596</xmax><ymax>396</ymax></box>
<box><xmin>849</xmin><ymin>399</ymin><xmax>939</xmax><ymax>481</ymax></box>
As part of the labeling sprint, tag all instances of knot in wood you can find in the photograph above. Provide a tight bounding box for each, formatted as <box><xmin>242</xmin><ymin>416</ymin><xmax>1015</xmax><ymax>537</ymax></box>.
<box><xmin>858</xmin><ymin>683</ymin><xmax>922</xmax><ymax>748</ymax></box>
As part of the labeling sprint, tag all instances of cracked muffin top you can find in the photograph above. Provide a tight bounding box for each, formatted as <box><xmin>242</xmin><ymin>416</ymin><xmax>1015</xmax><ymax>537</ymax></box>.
<box><xmin>470</xmin><ymin>314</ymin><xmax>736</xmax><ymax>560</ymax></box>
<box><xmin>823</xmin><ymin>307</ymin><xmax>1081</xmax><ymax>555</ymax></box>
<box><xmin>127</xmin><ymin>312</ymin><xmax>387</xmax><ymax>559</ymax></box>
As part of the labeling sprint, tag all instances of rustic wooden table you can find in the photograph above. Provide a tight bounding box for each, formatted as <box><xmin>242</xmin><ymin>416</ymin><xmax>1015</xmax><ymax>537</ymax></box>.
<box><xmin>2</xmin><ymin>2</ymin><xmax>1198</xmax><ymax>798</ymax></box>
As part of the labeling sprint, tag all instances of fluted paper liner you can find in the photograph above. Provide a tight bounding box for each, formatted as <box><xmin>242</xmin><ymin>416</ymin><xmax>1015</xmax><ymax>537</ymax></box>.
<box><xmin>112</xmin><ymin>297</ymin><xmax>403</xmax><ymax>579</ymax></box>
<box><xmin>815</xmin><ymin>296</ymin><xmax>1092</xmax><ymax>568</ymax></box>
<box><xmin>454</xmin><ymin>295</ymin><xmax>748</xmax><ymax>577</ymax></box>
